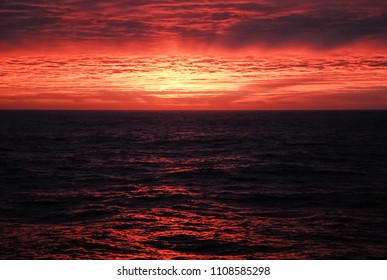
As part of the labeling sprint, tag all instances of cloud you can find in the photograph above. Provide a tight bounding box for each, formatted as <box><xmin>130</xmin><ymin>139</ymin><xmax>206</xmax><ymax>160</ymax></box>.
<box><xmin>0</xmin><ymin>0</ymin><xmax>386</xmax><ymax>52</ymax></box>
<box><xmin>222</xmin><ymin>11</ymin><xmax>387</xmax><ymax>49</ymax></box>
<box><xmin>1</xmin><ymin>54</ymin><xmax>386</xmax><ymax>110</ymax></box>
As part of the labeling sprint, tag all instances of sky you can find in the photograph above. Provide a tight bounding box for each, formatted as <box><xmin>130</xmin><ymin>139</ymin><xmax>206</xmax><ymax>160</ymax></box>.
<box><xmin>1</xmin><ymin>0</ymin><xmax>387</xmax><ymax>110</ymax></box>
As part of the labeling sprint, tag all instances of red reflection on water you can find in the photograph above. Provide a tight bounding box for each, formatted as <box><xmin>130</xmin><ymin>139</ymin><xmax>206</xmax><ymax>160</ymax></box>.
<box><xmin>0</xmin><ymin>183</ymin><xmax>281</xmax><ymax>259</ymax></box>
<box><xmin>130</xmin><ymin>185</ymin><xmax>198</xmax><ymax>198</ymax></box>
<box><xmin>165</xmin><ymin>167</ymin><xmax>196</xmax><ymax>173</ymax></box>
<box><xmin>3</xmin><ymin>184</ymin><xmax>383</xmax><ymax>259</ymax></box>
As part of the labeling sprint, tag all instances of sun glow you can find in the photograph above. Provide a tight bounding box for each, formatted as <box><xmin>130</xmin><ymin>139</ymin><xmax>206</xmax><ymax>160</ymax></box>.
<box><xmin>104</xmin><ymin>56</ymin><xmax>245</xmax><ymax>93</ymax></box>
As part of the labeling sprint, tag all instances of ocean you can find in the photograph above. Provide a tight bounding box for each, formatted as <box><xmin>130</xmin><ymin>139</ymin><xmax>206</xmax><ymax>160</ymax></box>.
<box><xmin>0</xmin><ymin>110</ymin><xmax>386</xmax><ymax>259</ymax></box>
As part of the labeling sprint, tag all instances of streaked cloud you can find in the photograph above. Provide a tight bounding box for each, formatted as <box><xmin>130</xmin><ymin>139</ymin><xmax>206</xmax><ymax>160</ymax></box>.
<box><xmin>1</xmin><ymin>0</ymin><xmax>386</xmax><ymax>52</ymax></box>
<box><xmin>1</xmin><ymin>55</ymin><xmax>386</xmax><ymax>109</ymax></box>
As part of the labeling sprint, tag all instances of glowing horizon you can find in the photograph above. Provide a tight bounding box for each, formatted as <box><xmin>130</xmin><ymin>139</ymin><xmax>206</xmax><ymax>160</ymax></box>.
<box><xmin>1</xmin><ymin>0</ymin><xmax>386</xmax><ymax>110</ymax></box>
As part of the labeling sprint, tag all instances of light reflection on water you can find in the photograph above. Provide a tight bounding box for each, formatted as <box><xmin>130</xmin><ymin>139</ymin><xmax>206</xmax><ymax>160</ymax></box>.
<box><xmin>1</xmin><ymin>182</ymin><xmax>385</xmax><ymax>259</ymax></box>
<box><xmin>1</xmin><ymin>111</ymin><xmax>387</xmax><ymax>259</ymax></box>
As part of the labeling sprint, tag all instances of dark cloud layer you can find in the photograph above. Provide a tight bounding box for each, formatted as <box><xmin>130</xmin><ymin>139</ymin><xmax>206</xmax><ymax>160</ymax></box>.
<box><xmin>224</xmin><ymin>12</ymin><xmax>387</xmax><ymax>49</ymax></box>
<box><xmin>1</xmin><ymin>0</ymin><xmax>386</xmax><ymax>51</ymax></box>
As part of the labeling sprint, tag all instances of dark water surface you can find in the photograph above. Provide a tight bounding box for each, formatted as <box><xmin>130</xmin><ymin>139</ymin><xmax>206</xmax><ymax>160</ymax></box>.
<box><xmin>1</xmin><ymin>110</ymin><xmax>386</xmax><ymax>259</ymax></box>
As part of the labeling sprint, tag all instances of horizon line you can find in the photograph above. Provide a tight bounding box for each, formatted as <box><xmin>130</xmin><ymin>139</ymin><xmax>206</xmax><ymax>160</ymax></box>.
<box><xmin>1</xmin><ymin>109</ymin><xmax>386</xmax><ymax>112</ymax></box>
